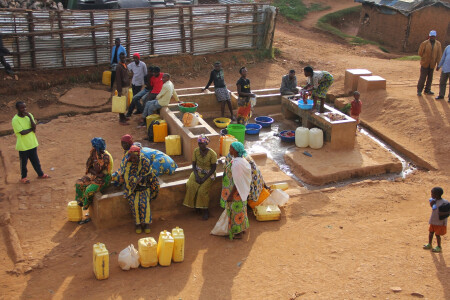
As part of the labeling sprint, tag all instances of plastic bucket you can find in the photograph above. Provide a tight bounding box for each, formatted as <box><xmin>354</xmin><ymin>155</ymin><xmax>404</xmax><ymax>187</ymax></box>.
<box><xmin>227</xmin><ymin>124</ymin><xmax>246</xmax><ymax>143</ymax></box>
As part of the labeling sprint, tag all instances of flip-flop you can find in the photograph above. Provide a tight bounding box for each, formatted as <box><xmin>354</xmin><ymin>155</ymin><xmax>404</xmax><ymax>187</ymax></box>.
<box><xmin>423</xmin><ymin>243</ymin><xmax>432</xmax><ymax>250</ymax></box>
<box><xmin>432</xmin><ymin>246</ymin><xmax>442</xmax><ymax>253</ymax></box>
<box><xmin>78</xmin><ymin>218</ymin><xmax>91</xmax><ymax>225</ymax></box>
<box><xmin>38</xmin><ymin>174</ymin><xmax>50</xmax><ymax>179</ymax></box>
<box><xmin>20</xmin><ymin>178</ymin><xmax>30</xmax><ymax>184</ymax></box>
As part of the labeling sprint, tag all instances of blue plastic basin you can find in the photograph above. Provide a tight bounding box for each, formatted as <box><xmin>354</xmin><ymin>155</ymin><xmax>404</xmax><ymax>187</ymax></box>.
<box><xmin>279</xmin><ymin>130</ymin><xmax>296</xmax><ymax>142</ymax></box>
<box><xmin>298</xmin><ymin>99</ymin><xmax>314</xmax><ymax>110</ymax></box>
<box><xmin>255</xmin><ymin>116</ymin><xmax>274</xmax><ymax>128</ymax></box>
<box><xmin>245</xmin><ymin>123</ymin><xmax>262</xmax><ymax>135</ymax></box>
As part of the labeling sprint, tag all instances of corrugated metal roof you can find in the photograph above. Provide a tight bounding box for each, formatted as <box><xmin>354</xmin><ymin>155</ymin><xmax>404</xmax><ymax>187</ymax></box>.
<box><xmin>355</xmin><ymin>0</ymin><xmax>450</xmax><ymax>15</ymax></box>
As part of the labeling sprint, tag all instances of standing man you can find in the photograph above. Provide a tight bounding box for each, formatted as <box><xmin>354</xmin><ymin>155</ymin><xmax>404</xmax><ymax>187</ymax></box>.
<box><xmin>435</xmin><ymin>44</ymin><xmax>450</xmax><ymax>103</ymax></box>
<box><xmin>116</xmin><ymin>52</ymin><xmax>130</xmax><ymax>125</ymax></box>
<box><xmin>417</xmin><ymin>30</ymin><xmax>442</xmax><ymax>96</ymax></box>
<box><xmin>141</xmin><ymin>73</ymin><xmax>179</xmax><ymax>123</ymax></box>
<box><xmin>201</xmin><ymin>61</ymin><xmax>234</xmax><ymax>120</ymax></box>
<box><xmin>110</xmin><ymin>38</ymin><xmax>127</xmax><ymax>92</ymax></box>
<box><xmin>12</xmin><ymin>102</ymin><xmax>49</xmax><ymax>184</ymax></box>
<box><xmin>0</xmin><ymin>34</ymin><xmax>14</xmax><ymax>76</ymax></box>
<box><xmin>280</xmin><ymin>69</ymin><xmax>299</xmax><ymax>95</ymax></box>
<box><xmin>127</xmin><ymin>52</ymin><xmax>147</xmax><ymax>97</ymax></box>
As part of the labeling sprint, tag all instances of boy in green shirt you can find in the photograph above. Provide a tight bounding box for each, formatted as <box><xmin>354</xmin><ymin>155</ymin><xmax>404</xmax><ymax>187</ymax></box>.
<box><xmin>11</xmin><ymin>102</ymin><xmax>49</xmax><ymax>183</ymax></box>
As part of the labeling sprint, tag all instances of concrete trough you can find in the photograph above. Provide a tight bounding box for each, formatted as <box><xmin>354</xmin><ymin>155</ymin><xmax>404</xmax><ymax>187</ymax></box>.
<box><xmin>344</xmin><ymin>69</ymin><xmax>372</xmax><ymax>95</ymax></box>
<box><xmin>358</xmin><ymin>75</ymin><xmax>386</xmax><ymax>93</ymax></box>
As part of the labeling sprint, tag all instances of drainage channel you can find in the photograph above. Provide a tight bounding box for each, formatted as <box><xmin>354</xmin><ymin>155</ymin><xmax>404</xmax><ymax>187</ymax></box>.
<box><xmin>244</xmin><ymin>119</ymin><xmax>417</xmax><ymax>191</ymax></box>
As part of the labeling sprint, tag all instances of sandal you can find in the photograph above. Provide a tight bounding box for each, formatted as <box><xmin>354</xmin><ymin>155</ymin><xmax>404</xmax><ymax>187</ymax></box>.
<box><xmin>423</xmin><ymin>243</ymin><xmax>432</xmax><ymax>250</ymax></box>
<box><xmin>20</xmin><ymin>178</ymin><xmax>30</xmax><ymax>184</ymax></box>
<box><xmin>432</xmin><ymin>246</ymin><xmax>442</xmax><ymax>253</ymax></box>
<box><xmin>78</xmin><ymin>218</ymin><xmax>91</xmax><ymax>225</ymax></box>
<box><xmin>38</xmin><ymin>174</ymin><xmax>50</xmax><ymax>179</ymax></box>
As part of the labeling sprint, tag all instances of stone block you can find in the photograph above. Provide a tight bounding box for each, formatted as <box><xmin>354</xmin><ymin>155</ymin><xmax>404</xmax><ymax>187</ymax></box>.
<box><xmin>344</xmin><ymin>69</ymin><xmax>372</xmax><ymax>94</ymax></box>
<box><xmin>357</xmin><ymin>75</ymin><xmax>386</xmax><ymax>93</ymax></box>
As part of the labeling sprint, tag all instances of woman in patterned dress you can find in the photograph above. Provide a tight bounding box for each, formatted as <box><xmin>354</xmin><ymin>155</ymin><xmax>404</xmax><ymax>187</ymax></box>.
<box><xmin>303</xmin><ymin>66</ymin><xmax>334</xmax><ymax>113</ymax></box>
<box><xmin>75</xmin><ymin>137</ymin><xmax>113</xmax><ymax>225</ymax></box>
<box><xmin>112</xmin><ymin>145</ymin><xmax>159</xmax><ymax>234</ymax></box>
<box><xmin>219</xmin><ymin>141</ymin><xmax>252</xmax><ymax>240</ymax></box>
<box><xmin>236</xmin><ymin>67</ymin><xmax>256</xmax><ymax>125</ymax></box>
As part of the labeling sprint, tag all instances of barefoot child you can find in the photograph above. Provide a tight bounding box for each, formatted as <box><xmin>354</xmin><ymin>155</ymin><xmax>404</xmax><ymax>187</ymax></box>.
<box><xmin>350</xmin><ymin>91</ymin><xmax>362</xmax><ymax>124</ymax></box>
<box><xmin>423</xmin><ymin>187</ymin><xmax>449</xmax><ymax>252</ymax></box>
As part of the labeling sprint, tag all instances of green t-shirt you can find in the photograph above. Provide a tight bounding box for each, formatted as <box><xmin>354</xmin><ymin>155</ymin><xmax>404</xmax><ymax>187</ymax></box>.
<box><xmin>12</xmin><ymin>114</ymin><xmax>39</xmax><ymax>151</ymax></box>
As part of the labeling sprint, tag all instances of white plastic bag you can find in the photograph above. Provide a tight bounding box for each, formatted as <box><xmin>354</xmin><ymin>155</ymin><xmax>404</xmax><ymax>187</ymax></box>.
<box><xmin>210</xmin><ymin>210</ymin><xmax>229</xmax><ymax>236</ymax></box>
<box><xmin>118</xmin><ymin>244</ymin><xmax>140</xmax><ymax>270</ymax></box>
<box><xmin>250</xmin><ymin>96</ymin><xmax>257</xmax><ymax>108</ymax></box>
<box><xmin>262</xmin><ymin>189</ymin><xmax>289</xmax><ymax>207</ymax></box>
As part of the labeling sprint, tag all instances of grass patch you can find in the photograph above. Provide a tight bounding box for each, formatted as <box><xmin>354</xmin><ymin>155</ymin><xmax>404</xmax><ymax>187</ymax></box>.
<box><xmin>274</xmin><ymin>0</ymin><xmax>330</xmax><ymax>22</ymax></box>
<box><xmin>395</xmin><ymin>55</ymin><xmax>420</xmax><ymax>61</ymax></box>
<box><xmin>316</xmin><ymin>6</ymin><xmax>389</xmax><ymax>52</ymax></box>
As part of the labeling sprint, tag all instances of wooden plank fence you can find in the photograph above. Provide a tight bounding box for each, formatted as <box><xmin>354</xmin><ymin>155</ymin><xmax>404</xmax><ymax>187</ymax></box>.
<box><xmin>0</xmin><ymin>4</ymin><xmax>277</xmax><ymax>69</ymax></box>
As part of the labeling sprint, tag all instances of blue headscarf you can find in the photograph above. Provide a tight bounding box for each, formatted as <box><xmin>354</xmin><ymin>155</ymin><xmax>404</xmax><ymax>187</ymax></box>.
<box><xmin>91</xmin><ymin>137</ymin><xmax>106</xmax><ymax>152</ymax></box>
<box><xmin>230</xmin><ymin>141</ymin><xmax>247</xmax><ymax>157</ymax></box>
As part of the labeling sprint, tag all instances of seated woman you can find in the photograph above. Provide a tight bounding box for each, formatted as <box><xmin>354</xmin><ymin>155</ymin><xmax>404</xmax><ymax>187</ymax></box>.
<box><xmin>112</xmin><ymin>145</ymin><xmax>159</xmax><ymax>234</ymax></box>
<box><xmin>303</xmin><ymin>66</ymin><xmax>334</xmax><ymax>113</ymax></box>
<box><xmin>75</xmin><ymin>137</ymin><xmax>113</xmax><ymax>225</ymax></box>
<box><xmin>236</xmin><ymin>66</ymin><xmax>256</xmax><ymax>125</ymax></box>
<box><xmin>219</xmin><ymin>142</ymin><xmax>252</xmax><ymax>240</ymax></box>
<box><xmin>183</xmin><ymin>134</ymin><xmax>217</xmax><ymax>220</ymax></box>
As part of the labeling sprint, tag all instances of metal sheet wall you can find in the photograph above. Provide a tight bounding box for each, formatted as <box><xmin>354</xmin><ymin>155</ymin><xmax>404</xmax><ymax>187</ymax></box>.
<box><xmin>0</xmin><ymin>4</ymin><xmax>276</xmax><ymax>69</ymax></box>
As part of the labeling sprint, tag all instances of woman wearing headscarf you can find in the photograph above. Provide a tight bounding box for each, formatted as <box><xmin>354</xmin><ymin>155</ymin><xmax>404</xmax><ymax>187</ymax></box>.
<box><xmin>112</xmin><ymin>145</ymin><xmax>159</xmax><ymax>233</ymax></box>
<box><xmin>75</xmin><ymin>137</ymin><xmax>113</xmax><ymax>224</ymax></box>
<box><xmin>219</xmin><ymin>141</ymin><xmax>251</xmax><ymax>239</ymax></box>
<box><xmin>183</xmin><ymin>134</ymin><xmax>217</xmax><ymax>220</ymax></box>
<box><xmin>236</xmin><ymin>67</ymin><xmax>256</xmax><ymax>125</ymax></box>
<box><xmin>303</xmin><ymin>66</ymin><xmax>334</xmax><ymax>113</ymax></box>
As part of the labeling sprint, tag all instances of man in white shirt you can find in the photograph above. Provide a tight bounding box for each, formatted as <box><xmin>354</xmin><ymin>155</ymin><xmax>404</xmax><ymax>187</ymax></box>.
<box><xmin>127</xmin><ymin>52</ymin><xmax>147</xmax><ymax>98</ymax></box>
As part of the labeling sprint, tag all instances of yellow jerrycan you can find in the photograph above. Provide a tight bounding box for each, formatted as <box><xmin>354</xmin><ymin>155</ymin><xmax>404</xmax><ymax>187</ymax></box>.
<box><xmin>153</xmin><ymin>122</ymin><xmax>168</xmax><ymax>143</ymax></box>
<box><xmin>222</xmin><ymin>135</ymin><xmax>237</xmax><ymax>157</ymax></box>
<box><xmin>102</xmin><ymin>71</ymin><xmax>111</xmax><ymax>86</ymax></box>
<box><xmin>127</xmin><ymin>88</ymin><xmax>133</xmax><ymax>107</ymax></box>
<box><xmin>112</xmin><ymin>92</ymin><xmax>127</xmax><ymax>113</ymax></box>
<box><xmin>138</xmin><ymin>237</ymin><xmax>158</xmax><ymax>268</ymax></box>
<box><xmin>146</xmin><ymin>114</ymin><xmax>161</xmax><ymax>129</ymax></box>
<box><xmin>67</xmin><ymin>201</ymin><xmax>82</xmax><ymax>222</ymax></box>
<box><xmin>270</xmin><ymin>182</ymin><xmax>289</xmax><ymax>191</ymax></box>
<box><xmin>172</xmin><ymin>227</ymin><xmax>185</xmax><ymax>263</ymax></box>
<box><xmin>157</xmin><ymin>230</ymin><xmax>174</xmax><ymax>266</ymax></box>
<box><xmin>93</xmin><ymin>243</ymin><xmax>109</xmax><ymax>280</ymax></box>
<box><xmin>165</xmin><ymin>135</ymin><xmax>182</xmax><ymax>156</ymax></box>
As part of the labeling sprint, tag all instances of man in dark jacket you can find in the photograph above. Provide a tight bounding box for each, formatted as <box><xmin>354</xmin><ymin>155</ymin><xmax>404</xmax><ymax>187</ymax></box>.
<box><xmin>0</xmin><ymin>35</ymin><xmax>14</xmax><ymax>76</ymax></box>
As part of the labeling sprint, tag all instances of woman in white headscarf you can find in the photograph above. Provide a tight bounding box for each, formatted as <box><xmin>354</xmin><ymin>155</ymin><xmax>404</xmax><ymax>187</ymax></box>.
<box><xmin>220</xmin><ymin>141</ymin><xmax>251</xmax><ymax>239</ymax></box>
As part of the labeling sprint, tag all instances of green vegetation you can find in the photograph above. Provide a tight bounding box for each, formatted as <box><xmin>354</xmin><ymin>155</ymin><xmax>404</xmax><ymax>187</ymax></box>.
<box><xmin>316</xmin><ymin>6</ymin><xmax>389</xmax><ymax>53</ymax></box>
<box><xmin>395</xmin><ymin>55</ymin><xmax>421</xmax><ymax>61</ymax></box>
<box><xmin>341</xmin><ymin>103</ymin><xmax>351</xmax><ymax>115</ymax></box>
<box><xmin>273</xmin><ymin>0</ymin><xmax>330</xmax><ymax>22</ymax></box>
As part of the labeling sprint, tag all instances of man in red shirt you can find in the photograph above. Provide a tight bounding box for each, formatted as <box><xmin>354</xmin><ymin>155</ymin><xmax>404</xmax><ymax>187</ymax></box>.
<box><xmin>143</xmin><ymin>66</ymin><xmax>164</xmax><ymax>104</ymax></box>
<box><xmin>350</xmin><ymin>91</ymin><xmax>362</xmax><ymax>124</ymax></box>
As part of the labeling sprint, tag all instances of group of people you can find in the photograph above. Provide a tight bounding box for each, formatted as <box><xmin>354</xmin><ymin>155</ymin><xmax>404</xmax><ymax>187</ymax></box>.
<box><xmin>417</xmin><ymin>30</ymin><xmax>450</xmax><ymax>102</ymax></box>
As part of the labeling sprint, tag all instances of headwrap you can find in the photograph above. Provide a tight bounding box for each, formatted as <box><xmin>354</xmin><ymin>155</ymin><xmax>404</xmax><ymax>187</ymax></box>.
<box><xmin>198</xmin><ymin>134</ymin><xmax>210</xmax><ymax>145</ymax></box>
<box><xmin>231</xmin><ymin>141</ymin><xmax>247</xmax><ymax>157</ymax></box>
<box><xmin>429</xmin><ymin>30</ymin><xmax>436</xmax><ymax>37</ymax></box>
<box><xmin>129</xmin><ymin>145</ymin><xmax>141</xmax><ymax>153</ymax></box>
<box><xmin>91</xmin><ymin>137</ymin><xmax>106</xmax><ymax>152</ymax></box>
<box><xmin>133</xmin><ymin>52</ymin><xmax>140</xmax><ymax>59</ymax></box>
<box><xmin>121</xmin><ymin>134</ymin><xmax>133</xmax><ymax>145</ymax></box>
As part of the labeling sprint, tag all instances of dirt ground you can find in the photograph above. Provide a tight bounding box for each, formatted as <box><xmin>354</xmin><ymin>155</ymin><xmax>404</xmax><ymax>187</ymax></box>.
<box><xmin>1</xmin><ymin>0</ymin><xmax>450</xmax><ymax>299</ymax></box>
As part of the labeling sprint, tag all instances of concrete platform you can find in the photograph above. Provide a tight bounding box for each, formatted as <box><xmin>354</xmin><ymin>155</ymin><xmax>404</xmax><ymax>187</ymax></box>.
<box><xmin>284</xmin><ymin>133</ymin><xmax>402</xmax><ymax>186</ymax></box>
<box><xmin>358</xmin><ymin>75</ymin><xmax>386</xmax><ymax>93</ymax></box>
<box><xmin>281</xmin><ymin>96</ymin><xmax>357</xmax><ymax>150</ymax></box>
<box><xmin>344</xmin><ymin>69</ymin><xmax>372</xmax><ymax>95</ymax></box>
<box><xmin>230</xmin><ymin>88</ymin><xmax>282</xmax><ymax>108</ymax></box>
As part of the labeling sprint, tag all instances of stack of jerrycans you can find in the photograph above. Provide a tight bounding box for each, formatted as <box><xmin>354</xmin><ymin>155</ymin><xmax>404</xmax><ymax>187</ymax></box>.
<box><xmin>93</xmin><ymin>243</ymin><xmax>109</xmax><ymax>280</ymax></box>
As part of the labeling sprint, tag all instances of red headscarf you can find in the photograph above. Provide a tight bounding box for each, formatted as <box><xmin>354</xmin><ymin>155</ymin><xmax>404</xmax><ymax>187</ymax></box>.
<box><xmin>133</xmin><ymin>53</ymin><xmax>140</xmax><ymax>59</ymax></box>
<box><xmin>121</xmin><ymin>134</ymin><xmax>133</xmax><ymax>145</ymax></box>
<box><xmin>129</xmin><ymin>145</ymin><xmax>140</xmax><ymax>153</ymax></box>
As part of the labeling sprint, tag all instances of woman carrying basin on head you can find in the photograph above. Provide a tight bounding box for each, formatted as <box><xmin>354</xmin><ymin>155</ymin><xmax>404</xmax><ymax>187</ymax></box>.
<box><xmin>183</xmin><ymin>134</ymin><xmax>217</xmax><ymax>220</ymax></box>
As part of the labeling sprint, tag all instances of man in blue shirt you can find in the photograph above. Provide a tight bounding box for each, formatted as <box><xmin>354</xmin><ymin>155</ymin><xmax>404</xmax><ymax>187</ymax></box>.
<box><xmin>436</xmin><ymin>45</ymin><xmax>450</xmax><ymax>102</ymax></box>
<box><xmin>110</xmin><ymin>38</ymin><xmax>127</xmax><ymax>92</ymax></box>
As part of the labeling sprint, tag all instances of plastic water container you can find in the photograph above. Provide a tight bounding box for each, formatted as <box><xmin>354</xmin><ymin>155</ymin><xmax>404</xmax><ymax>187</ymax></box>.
<box><xmin>253</xmin><ymin>205</ymin><xmax>281</xmax><ymax>221</ymax></box>
<box><xmin>248</xmin><ymin>187</ymin><xmax>271</xmax><ymax>209</ymax></box>
<box><xmin>264</xmin><ymin>189</ymin><xmax>289</xmax><ymax>207</ymax></box>
<box><xmin>222</xmin><ymin>136</ymin><xmax>238</xmax><ymax>157</ymax></box>
<box><xmin>127</xmin><ymin>88</ymin><xmax>133</xmax><ymax>107</ymax></box>
<box><xmin>270</xmin><ymin>182</ymin><xmax>289</xmax><ymax>191</ymax></box>
<box><xmin>309</xmin><ymin>128</ymin><xmax>324</xmax><ymax>149</ymax></box>
<box><xmin>112</xmin><ymin>95</ymin><xmax>127</xmax><ymax>113</ymax></box>
<box><xmin>165</xmin><ymin>135</ymin><xmax>182</xmax><ymax>156</ymax></box>
<box><xmin>67</xmin><ymin>201</ymin><xmax>82</xmax><ymax>222</ymax></box>
<box><xmin>138</xmin><ymin>237</ymin><xmax>158</xmax><ymax>268</ymax></box>
<box><xmin>153</xmin><ymin>122</ymin><xmax>168</xmax><ymax>142</ymax></box>
<box><xmin>93</xmin><ymin>243</ymin><xmax>109</xmax><ymax>280</ymax></box>
<box><xmin>157</xmin><ymin>230</ymin><xmax>174</xmax><ymax>266</ymax></box>
<box><xmin>227</xmin><ymin>124</ymin><xmax>246</xmax><ymax>143</ymax></box>
<box><xmin>146</xmin><ymin>114</ymin><xmax>161</xmax><ymax>129</ymax></box>
<box><xmin>172</xmin><ymin>227</ymin><xmax>185</xmax><ymax>262</ymax></box>
<box><xmin>295</xmin><ymin>127</ymin><xmax>309</xmax><ymax>148</ymax></box>
<box><xmin>102</xmin><ymin>71</ymin><xmax>111</xmax><ymax>86</ymax></box>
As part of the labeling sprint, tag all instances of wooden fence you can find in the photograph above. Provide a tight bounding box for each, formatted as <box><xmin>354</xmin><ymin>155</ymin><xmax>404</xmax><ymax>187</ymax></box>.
<box><xmin>0</xmin><ymin>4</ymin><xmax>277</xmax><ymax>69</ymax></box>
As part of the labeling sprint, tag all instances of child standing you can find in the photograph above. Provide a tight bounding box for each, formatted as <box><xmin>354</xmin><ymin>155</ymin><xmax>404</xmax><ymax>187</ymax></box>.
<box><xmin>423</xmin><ymin>187</ymin><xmax>449</xmax><ymax>252</ymax></box>
<box><xmin>350</xmin><ymin>91</ymin><xmax>362</xmax><ymax>124</ymax></box>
